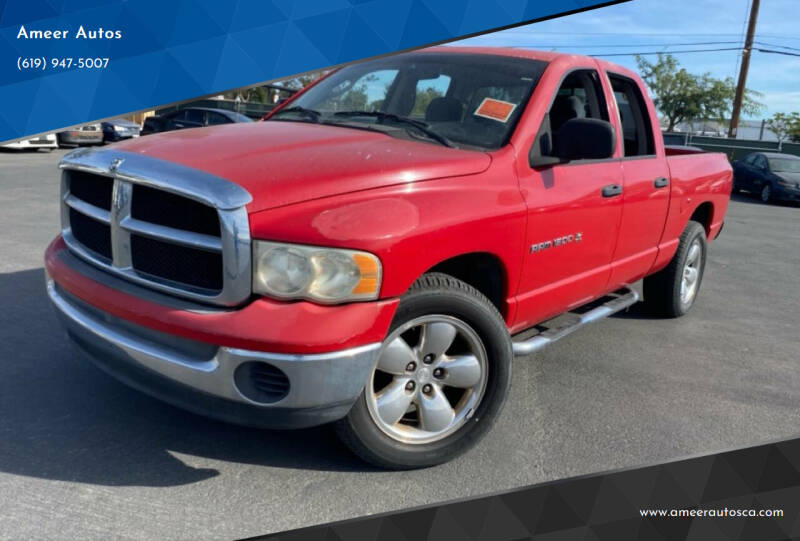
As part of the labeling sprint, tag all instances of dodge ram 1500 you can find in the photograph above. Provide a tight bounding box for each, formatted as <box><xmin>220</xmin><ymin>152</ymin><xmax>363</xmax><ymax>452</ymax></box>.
<box><xmin>46</xmin><ymin>47</ymin><xmax>732</xmax><ymax>469</ymax></box>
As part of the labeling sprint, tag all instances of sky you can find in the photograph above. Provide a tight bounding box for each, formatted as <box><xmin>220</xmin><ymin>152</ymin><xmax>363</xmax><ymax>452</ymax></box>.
<box><xmin>454</xmin><ymin>0</ymin><xmax>799</xmax><ymax>119</ymax></box>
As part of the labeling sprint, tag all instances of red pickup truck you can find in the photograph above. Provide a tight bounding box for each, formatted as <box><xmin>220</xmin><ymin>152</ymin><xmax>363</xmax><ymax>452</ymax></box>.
<box><xmin>45</xmin><ymin>47</ymin><xmax>731</xmax><ymax>469</ymax></box>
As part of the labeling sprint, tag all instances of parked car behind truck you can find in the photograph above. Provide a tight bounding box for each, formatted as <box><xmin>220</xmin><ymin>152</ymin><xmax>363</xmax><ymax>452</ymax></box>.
<box><xmin>46</xmin><ymin>47</ymin><xmax>731</xmax><ymax>469</ymax></box>
<box><xmin>101</xmin><ymin>118</ymin><xmax>141</xmax><ymax>143</ymax></box>
<box><xmin>732</xmin><ymin>152</ymin><xmax>800</xmax><ymax>203</ymax></box>
<box><xmin>141</xmin><ymin>107</ymin><xmax>252</xmax><ymax>135</ymax></box>
<box><xmin>2</xmin><ymin>133</ymin><xmax>58</xmax><ymax>151</ymax></box>
<box><xmin>57</xmin><ymin>123</ymin><xmax>104</xmax><ymax>146</ymax></box>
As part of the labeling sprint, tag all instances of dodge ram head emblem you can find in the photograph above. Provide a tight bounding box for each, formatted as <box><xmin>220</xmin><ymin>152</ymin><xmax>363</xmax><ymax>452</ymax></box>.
<box><xmin>109</xmin><ymin>157</ymin><xmax>124</xmax><ymax>172</ymax></box>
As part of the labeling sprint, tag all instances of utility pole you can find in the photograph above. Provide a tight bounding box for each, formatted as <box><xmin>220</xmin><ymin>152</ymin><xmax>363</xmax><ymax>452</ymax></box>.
<box><xmin>728</xmin><ymin>0</ymin><xmax>761</xmax><ymax>139</ymax></box>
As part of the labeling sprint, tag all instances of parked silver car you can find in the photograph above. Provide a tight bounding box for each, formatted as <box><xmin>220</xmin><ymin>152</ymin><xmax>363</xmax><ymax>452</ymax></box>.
<box><xmin>57</xmin><ymin>124</ymin><xmax>104</xmax><ymax>146</ymax></box>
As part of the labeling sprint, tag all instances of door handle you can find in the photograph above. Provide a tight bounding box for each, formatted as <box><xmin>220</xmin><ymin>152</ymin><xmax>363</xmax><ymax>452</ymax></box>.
<box><xmin>654</xmin><ymin>177</ymin><xmax>669</xmax><ymax>188</ymax></box>
<box><xmin>601</xmin><ymin>184</ymin><xmax>623</xmax><ymax>198</ymax></box>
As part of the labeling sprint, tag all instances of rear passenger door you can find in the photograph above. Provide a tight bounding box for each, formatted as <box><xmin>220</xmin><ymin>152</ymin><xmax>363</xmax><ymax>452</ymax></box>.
<box><xmin>736</xmin><ymin>154</ymin><xmax>757</xmax><ymax>189</ymax></box>
<box><xmin>606</xmin><ymin>73</ymin><xmax>671</xmax><ymax>287</ymax></box>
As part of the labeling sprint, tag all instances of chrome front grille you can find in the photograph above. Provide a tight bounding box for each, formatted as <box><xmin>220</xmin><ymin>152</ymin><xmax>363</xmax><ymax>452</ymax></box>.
<box><xmin>59</xmin><ymin>148</ymin><xmax>252</xmax><ymax>306</ymax></box>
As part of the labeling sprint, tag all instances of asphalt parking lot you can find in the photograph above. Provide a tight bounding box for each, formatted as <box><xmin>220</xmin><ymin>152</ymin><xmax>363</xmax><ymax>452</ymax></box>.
<box><xmin>1</xmin><ymin>148</ymin><xmax>799</xmax><ymax>540</ymax></box>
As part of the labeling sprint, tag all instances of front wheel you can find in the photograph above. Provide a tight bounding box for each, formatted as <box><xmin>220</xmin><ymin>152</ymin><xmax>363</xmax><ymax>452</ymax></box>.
<box><xmin>761</xmin><ymin>184</ymin><xmax>772</xmax><ymax>204</ymax></box>
<box><xmin>643</xmin><ymin>220</ymin><xmax>707</xmax><ymax>318</ymax></box>
<box><xmin>336</xmin><ymin>273</ymin><xmax>512</xmax><ymax>469</ymax></box>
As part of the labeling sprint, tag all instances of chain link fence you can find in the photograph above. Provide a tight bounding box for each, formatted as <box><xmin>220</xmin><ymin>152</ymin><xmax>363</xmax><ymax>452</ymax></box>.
<box><xmin>664</xmin><ymin>132</ymin><xmax>800</xmax><ymax>161</ymax></box>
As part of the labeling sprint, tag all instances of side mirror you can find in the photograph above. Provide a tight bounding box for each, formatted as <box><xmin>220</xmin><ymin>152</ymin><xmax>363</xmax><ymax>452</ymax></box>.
<box><xmin>529</xmin><ymin>118</ymin><xmax>616</xmax><ymax>168</ymax></box>
<box><xmin>529</xmin><ymin>131</ymin><xmax>565</xmax><ymax>168</ymax></box>
<box><xmin>554</xmin><ymin>118</ymin><xmax>616</xmax><ymax>162</ymax></box>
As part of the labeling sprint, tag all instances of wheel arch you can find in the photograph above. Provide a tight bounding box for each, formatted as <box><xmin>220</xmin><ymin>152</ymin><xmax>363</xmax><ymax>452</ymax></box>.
<box><xmin>423</xmin><ymin>252</ymin><xmax>509</xmax><ymax>318</ymax></box>
<box><xmin>689</xmin><ymin>201</ymin><xmax>714</xmax><ymax>238</ymax></box>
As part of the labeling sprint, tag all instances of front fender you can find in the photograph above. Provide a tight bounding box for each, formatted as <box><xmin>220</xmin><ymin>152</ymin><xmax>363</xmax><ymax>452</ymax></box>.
<box><xmin>248</xmin><ymin>171</ymin><xmax>527</xmax><ymax>321</ymax></box>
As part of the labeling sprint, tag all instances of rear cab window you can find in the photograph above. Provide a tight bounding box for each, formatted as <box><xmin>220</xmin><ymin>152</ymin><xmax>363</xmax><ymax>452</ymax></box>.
<box><xmin>608</xmin><ymin>74</ymin><xmax>655</xmax><ymax>157</ymax></box>
<box><xmin>410</xmin><ymin>75</ymin><xmax>452</xmax><ymax>118</ymax></box>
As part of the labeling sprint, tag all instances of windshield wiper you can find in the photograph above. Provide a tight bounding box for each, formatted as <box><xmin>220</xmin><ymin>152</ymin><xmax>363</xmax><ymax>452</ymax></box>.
<box><xmin>332</xmin><ymin>111</ymin><xmax>454</xmax><ymax>148</ymax></box>
<box><xmin>271</xmin><ymin>106</ymin><xmax>321</xmax><ymax>122</ymax></box>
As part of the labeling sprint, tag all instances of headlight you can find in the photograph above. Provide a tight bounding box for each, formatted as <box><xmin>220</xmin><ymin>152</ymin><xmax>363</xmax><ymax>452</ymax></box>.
<box><xmin>113</xmin><ymin>125</ymin><xmax>125</xmax><ymax>132</ymax></box>
<box><xmin>253</xmin><ymin>241</ymin><xmax>381</xmax><ymax>303</ymax></box>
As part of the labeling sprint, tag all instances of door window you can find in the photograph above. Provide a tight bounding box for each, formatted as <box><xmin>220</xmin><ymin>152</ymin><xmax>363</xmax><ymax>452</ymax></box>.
<box><xmin>170</xmin><ymin>110</ymin><xmax>189</xmax><ymax>121</ymax></box>
<box><xmin>184</xmin><ymin>109</ymin><xmax>205</xmax><ymax>124</ymax></box>
<box><xmin>608</xmin><ymin>75</ymin><xmax>655</xmax><ymax>157</ymax></box>
<box><xmin>206</xmin><ymin>112</ymin><xmax>230</xmax><ymax>125</ymax></box>
<box><xmin>534</xmin><ymin>69</ymin><xmax>609</xmax><ymax>160</ymax></box>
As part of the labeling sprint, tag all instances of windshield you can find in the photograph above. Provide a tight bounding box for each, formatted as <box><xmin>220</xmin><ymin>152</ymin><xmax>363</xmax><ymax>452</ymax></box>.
<box><xmin>769</xmin><ymin>158</ymin><xmax>800</xmax><ymax>173</ymax></box>
<box><xmin>269</xmin><ymin>52</ymin><xmax>547</xmax><ymax>150</ymax></box>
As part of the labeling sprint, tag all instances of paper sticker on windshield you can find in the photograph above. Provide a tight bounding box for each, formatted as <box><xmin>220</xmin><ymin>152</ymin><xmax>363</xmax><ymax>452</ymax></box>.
<box><xmin>474</xmin><ymin>98</ymin><xmax>517</xmax><ymax>122</ymax></box>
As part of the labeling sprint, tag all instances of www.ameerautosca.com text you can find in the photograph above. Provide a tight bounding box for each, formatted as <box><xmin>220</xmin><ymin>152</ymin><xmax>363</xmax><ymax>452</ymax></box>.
<box><xmin>640</xmin><ymin>507</ymin><xmax>784</xmax><ymax>518</ymax></box>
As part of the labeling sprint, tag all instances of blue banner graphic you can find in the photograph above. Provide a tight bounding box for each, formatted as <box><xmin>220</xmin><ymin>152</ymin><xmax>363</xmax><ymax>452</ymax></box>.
<box><xmin>0</xmin><ymin>0</ymin><xmax>618</xmax><ymax>142</ymax></box>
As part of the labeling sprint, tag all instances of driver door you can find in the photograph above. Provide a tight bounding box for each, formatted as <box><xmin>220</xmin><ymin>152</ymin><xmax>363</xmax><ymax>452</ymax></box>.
<box><xmin>514</xmin><ymin>69</ymin><xmax>623</xmax><ymax>330</ymax></box>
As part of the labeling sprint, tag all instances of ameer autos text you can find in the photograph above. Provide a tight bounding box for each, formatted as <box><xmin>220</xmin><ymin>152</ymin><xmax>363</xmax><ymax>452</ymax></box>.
<box><xmin>17</xmin><ymin>26</ymin><xmax>122</xmax><ymax>40</ymax></box>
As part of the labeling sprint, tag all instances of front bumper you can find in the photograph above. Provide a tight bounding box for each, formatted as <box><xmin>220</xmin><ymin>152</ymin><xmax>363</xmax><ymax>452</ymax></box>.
<box><xmin>774</xmin><ymin>185</ymin><xmax>800</xmax><ymax>201</ymax></box>
<box><xmin>45</xmin><ymin>237</ymin><xmax>396</xmax><ymax>429</ymax></box>
<box><xmin>48</xmin><ymin>280</ymin><xmax>381</xmax><ymax>429</ymax></box>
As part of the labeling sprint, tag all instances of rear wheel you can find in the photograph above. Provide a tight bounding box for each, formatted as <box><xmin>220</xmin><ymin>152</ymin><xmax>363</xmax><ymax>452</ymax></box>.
<box><xmin>643</xmin><ymin>221</ymin><xmax>707</xmax><ymax>318</ymax></box>
<box><xmin>336</xmin><ymin>273</ymin><xmax>512</xmax><ymax>469</ymax></box>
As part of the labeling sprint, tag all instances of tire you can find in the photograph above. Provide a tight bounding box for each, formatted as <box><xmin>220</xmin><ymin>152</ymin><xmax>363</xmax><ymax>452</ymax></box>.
<box><xmin>643</xmin><ymin>221</ymin><xmax>707</xmax><ymax>318</ymax></box>
<box><xmin>335</xmin><ymin>273</ymin><xmax>513</xmax><ymax>469</ymax></box>
<box><xmin>761</xmin><ymin>184</ymin><xmax>772</xmax><ymax>204</ymax></box>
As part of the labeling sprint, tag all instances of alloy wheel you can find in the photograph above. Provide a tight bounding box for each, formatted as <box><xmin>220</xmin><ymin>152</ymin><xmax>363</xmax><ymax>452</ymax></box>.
<box><xmin>366</xmin><ymin>315</ymin><xmax>488</xmax><ymax>444</ymax></box>
<box><xmin>680</xmin><ymin>239</ymin><xmax>703</xmax><ymax>306</ymax></box>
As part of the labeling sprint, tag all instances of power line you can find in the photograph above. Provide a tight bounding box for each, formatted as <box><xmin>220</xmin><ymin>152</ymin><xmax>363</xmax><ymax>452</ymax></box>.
<box><xmin>513</xmin><ymin>41</ymin><xmax>742</xmax><ymax>49</ymax></box>
<box><xmin>506</xmin><ymin>30</ymin><xmax>800</xmax><ymax>38</ymax></box>
<box><xmin>588</xmin><ymin>47</ymin><xmax>744</xmax><ymax>57</ymax></box>
<box><xmin>754</xmin><ymin>41</ymin><xmax>800</xmax><ymax>52</ymax></box>
<box><xmin>580</xmin><ymin>46</ymin><xmax>800</xmax><ymax>58</ymax></box>
<box><xmin>756</xmin><ymin>47</ymin><xmax>800</xmax><ymax>57</ymax></box>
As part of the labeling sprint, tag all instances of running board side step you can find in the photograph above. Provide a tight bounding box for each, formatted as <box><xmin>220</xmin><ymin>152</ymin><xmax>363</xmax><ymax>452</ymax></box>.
<box><xmin>512</xmin><ymin>287</ymin><xmax>640</xmax><ymax>357</ymax></box>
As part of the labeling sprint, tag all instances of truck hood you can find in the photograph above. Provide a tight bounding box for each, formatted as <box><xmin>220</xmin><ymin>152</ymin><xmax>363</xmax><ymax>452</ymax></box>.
<box><xmin>115</xmin><ymin>121</ymin><xmax>492</xmax><ymax>212</ymax></box>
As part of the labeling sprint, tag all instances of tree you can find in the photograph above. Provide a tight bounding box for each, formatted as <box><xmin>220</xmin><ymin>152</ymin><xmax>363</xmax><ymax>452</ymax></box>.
<box><xmin>766</xmin><ymin>112</ymin><xmax>800</xmax><ymax>143</ymax></box>
<box><xmin>635</xmin><ymin>54</ymin><xmax>763</xmax><ymax>132</ymax></box>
